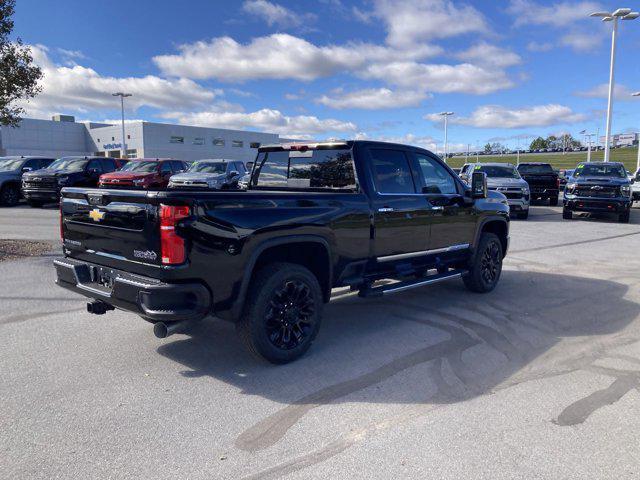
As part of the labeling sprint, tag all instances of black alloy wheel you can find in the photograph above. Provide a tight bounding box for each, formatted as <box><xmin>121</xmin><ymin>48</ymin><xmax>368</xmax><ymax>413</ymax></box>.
<box><xmin>480</xmin><ymin>240</ymin><xmax>501</xmax><ymax>285</ymax></box>
<box><xmin>462</xmin><ymin>232</ymin><xmax>503</xmax><ymax>293</ymax></box>
<box><xmin>0</xmin><ymin>185</ymin><xmax>19</xmax><ymax>206</ymax></box>
<box><xmin>264</xmin><ymin>279</ymin><xmax>316</xmax><ymax>350</ymax></box>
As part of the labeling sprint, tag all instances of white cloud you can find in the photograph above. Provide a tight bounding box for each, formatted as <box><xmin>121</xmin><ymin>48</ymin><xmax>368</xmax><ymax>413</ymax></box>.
<box><xmin>23</xmin><ymin>45</ymin><xmax>216</xmax><ymax>118</ymax></box>
<box><xmin>507</xmin><ymin>0</ymin><xmax>603</xmax><ymax>27</ymax></box>
<box><xmin>426</xmin><ymin>104</ymin><xmax>587</xmax><ymax>128</ymax></box>
<box><xmin>355</xmin><ymin>132</ymin><xmax>440</xmax><ymax>151</ymax></box>
<box><xmin>362</xmin><ymin>62</ymin><xmax>515</xmax><ymax>94</ymax></box>
<box><xmin>455</xmin><ymin>43</ymin><xmax>522</xmax><ymax>68</ymax></box>
<box><xmin>160</xmin><ymin>108</ymin><xmax>357</xmax><ymax>137</ymax></box>
<box><xmin>241</xmin><ymin>0</ymin><xmax>315</xmax><ymax>28</ymax></box>
<box><xmin>575</xmin><ymin>83</ymin><xmax>635</xmax><ymax>100</ymax></box>
<box><xmin>371</xmin><ymin>0</ymin><xmax>489</xmax><ymax>47</ymax></box>
<box><xmin>316</xmin><ymin>88</ymin><xmax>431</xmax><ymax>110</ymax></box>
<box><xmin>526</xmin><ymin>41</ymin><xmax>554</xmax><ymax>52</ymax></box>
<box><xmin>560</xmin><ymin>31</ymin><xmax>604</xmax><ymax>52</ymax></box>
<box><xmin>153</xmin><ymin>34</ymin><xmax>441</xmax><ymax>81</ymax></box>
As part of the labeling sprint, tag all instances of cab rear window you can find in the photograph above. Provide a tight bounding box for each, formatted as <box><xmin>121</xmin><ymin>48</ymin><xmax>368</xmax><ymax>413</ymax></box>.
<box><xmin>252</xmin><ymin>149</ymin><xmax>357</xmax><ymax>190</ymax></box>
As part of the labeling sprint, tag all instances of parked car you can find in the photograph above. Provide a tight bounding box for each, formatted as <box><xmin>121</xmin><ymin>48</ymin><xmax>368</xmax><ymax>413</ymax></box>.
<box><xmin>461</xmin><ymin>163</ymin><xmax>530</xmax><ymax>219</ymax></box>
<box><xmin>22</xmin><ymin>156</ymin><xmax>120</xmax><ymax>207</ymax></box>
<box><xmin>0</xmin><ymin>156</ymin><xmax>55</xmax><ymax>206</ymax></box>
<box><xmin>168</xmin><ymin>159</ymin><xmax>246</xmax><ymax>190</ymax></box>
<box><xmin>54</xmin><ymin>140</ymin><xmax>510</xmax><ymax>363</ymax></box>
<box><xmin>516</xmin><ymin>162</ymin><xmax>560</xmax><ymax>206</ymax></box>
<box><xmin>631</xmin><ymin>168</ymin><xmax>640</xmax><ymax>203</ymax></box>
<box><xmin>563</xmin><ymin>162</ymin><xmax>632</xmax><ymax>222</ymax></box>
<box><xmin>98</xmin><ymin>159</ymin><xmax>188</xmax><ymax>190</ymax></box>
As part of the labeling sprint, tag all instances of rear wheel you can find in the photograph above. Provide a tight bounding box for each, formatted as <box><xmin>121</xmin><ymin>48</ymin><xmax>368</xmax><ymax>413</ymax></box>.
<box><xmin>550</xmin><ymin>196</ymin><xmax>559</xmax><ymax>206</ymax></box>
<box><xmin>27</xmin><ymin>200</ymin><xmax>45</xmax><ymax>208</ymax></box>
<box><xmin>0</xmin><ymin>184</ymin><xmax>20</xmax><ymax>206</ymax></box>
<box><xmin>463</xmin><ymin>233</ymin><xmax>503</xmax><ymax>293</ymax></box>
<box><xmin>562</xmin><ymin>208</ymin><xmax>572</xmax><ymax>220</ymax></box>
<box><xmin>237</xmin><ymin>262</ymin><xmax>323</xmax><ymax>364</ymax></box>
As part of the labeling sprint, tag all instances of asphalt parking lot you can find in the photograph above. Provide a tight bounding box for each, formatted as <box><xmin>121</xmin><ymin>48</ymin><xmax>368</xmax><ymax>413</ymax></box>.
<box><xmin>2</xmin><ymin>203</ymin><xmax>640</xmax><ymax>479</ymax></box>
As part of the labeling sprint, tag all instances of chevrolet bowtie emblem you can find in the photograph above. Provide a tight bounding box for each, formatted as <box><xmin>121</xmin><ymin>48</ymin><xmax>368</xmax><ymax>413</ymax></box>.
<box><xmin>89</xmin><ymin>209</ymin><xmax>105</xmax><ymax>222</ymax></box>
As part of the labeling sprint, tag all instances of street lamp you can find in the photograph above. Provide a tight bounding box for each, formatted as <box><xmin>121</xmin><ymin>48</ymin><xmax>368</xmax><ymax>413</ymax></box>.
<box><xmin>631</xmin><ymin>91</ymin><xmax>640</xmax><ymax>172</ymax></box>
<box><xmin>112</xmin><ymin>92</ymin><xmax>132</xmax><ymax>159</ymax></box>
<box><xmin>584</xmin><ymin>133</ymin><xmax>595</xmax><ymax>162</ymax></box>
<box><xmin>439</xmin><ymin>112</ymin><xmax>454</xmax><ymax>161</ymax></box>
<box><xmin>590</xmin><ymin>8</ymin><xmax>639</xmax><ymax>162</ymax></box>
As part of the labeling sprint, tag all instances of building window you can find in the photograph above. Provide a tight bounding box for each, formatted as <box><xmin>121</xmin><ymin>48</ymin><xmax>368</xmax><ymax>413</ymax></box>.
<box><xmin>126</xmin><ymin>149</ymin><xmax>137</xmax><ymax>159</ymax></box>
<box><xmin>213</xmin><ymin>138</ymin><xmax>225</xmax><ymax>146</ymax></box>
<box><xmin>170</xmin><ymin>136</ymin><xmax>184</xmax><ymax>144</ymax></box>
<box><xmin>111</xmin><ymin>137</ymin><xmax>115</xmax><ymax>141</ymax></box>
<box><xmin>193</xmin><ymin>137</ymin><xmax>205</xmax><ymax>145</ymax></box>
<box><xmin>127</xmin><ymin>134</ymin><xmax>131</xmax><ymax>140</ymax></box>
<box><xmin>250</xmin><ymin>142</ymin><xmax>260</xmax><ymax>149</ymax></box>
<box><xmin>97</xmin><ymin>138</ymin><xmax>100</xmax><ymax>143</ymax></box>
<box><xmin>232</xmin><ymin>140</ymin><xmax>243</xmax><ymax>148</ymax></box>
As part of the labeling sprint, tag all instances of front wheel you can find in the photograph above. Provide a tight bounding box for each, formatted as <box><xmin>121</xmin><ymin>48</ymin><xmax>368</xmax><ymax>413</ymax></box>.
<box><xmin>550</xmin><ymin>196</ymin><xmax>559</xmax><ymax>206</ymax></box>
<box><xmin>0</xmin><ymin>184</ymin><xmax>20</xmax><ymax>206</ymax></box>
<box><xmin>463</xmin><ymin>233</ymin><xmax>503</xmax><ymax>293</ymax></box>
<box><xmin>517</xmin><ymin>210</ymin><xmax>529</xmax><ymax>220</ymax></box>
<box><xmin>562</xmin><ymin>208</ymin><xmax>572</xmax><ymax>220</ymax></box>
<box><xmin>237</xmin><ymin>262</ymin><xmax>323</xmax><ymax>364</ymax></box>
<box><xmin>27</xmin><ymin>200</ymin><xmax>45</xmax><ymax>208</ymax></box>
<box><xmin>619</xmin><ymin>211</ymin><xmax>630</xmax><ymax>223</ymax></box>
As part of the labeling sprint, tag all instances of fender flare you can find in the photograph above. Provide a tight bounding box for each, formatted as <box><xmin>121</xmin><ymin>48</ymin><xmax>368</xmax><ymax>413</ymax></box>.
<box><xmin>473</xmin><ymin>215</ymin><xmax>509</xmax><ymax>254</ymax></box>
<box><xmin>231</xmin><ymin>234</ymin><xmax>333</xmax><ymax>319</ymax></box>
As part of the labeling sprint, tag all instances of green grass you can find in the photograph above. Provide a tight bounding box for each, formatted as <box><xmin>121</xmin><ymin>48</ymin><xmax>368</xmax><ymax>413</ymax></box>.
<box><xmin>446</xmin><ymin>147</ymin><xmax>640</xmax><ymax>173</ymax></box>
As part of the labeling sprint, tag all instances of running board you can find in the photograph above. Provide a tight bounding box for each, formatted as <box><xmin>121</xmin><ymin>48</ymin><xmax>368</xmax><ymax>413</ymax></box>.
<box><xmin>358</xmin><ymin>269</ymin><xmax>467</xmax><ymax>298</ymax></box>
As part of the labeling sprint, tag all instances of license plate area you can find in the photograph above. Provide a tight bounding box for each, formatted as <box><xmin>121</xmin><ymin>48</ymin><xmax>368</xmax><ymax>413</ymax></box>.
<box><xmin>79</xmin><ymin>265</ymin><xmax>116</xmax><ymax>294</ymax></box>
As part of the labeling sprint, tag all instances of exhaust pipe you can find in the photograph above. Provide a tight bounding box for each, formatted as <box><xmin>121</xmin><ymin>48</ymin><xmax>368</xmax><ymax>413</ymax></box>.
<box><xmin>87</xmin><ymin>300</ymin><xmax>115</xmax><ymax>315</ymax></box>
<box><xmin>153</xmin><ymin>319</ymin><xmax>192</xmax><ymax>339</ymax></box>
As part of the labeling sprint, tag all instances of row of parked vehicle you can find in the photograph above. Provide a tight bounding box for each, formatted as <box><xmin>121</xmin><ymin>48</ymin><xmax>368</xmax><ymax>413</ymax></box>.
<box><xmin>0</xmin><ymin>155</ymin><xmax>254</xmax><ymax>207</ymax></box>
<box><xmin>454</xmin><ymin>160</ymin><xmax>639</xmax><ymax>223</ymax></box>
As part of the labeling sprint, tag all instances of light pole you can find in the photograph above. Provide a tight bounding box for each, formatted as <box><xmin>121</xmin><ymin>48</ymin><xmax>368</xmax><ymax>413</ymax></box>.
<box><xmin>632</xmin><ymin>92</ymin><xmax>640</xmax><ymax>172</ymax></box>
<box><xmin>584</xmin><ymin>133</ymin><xmax>595</xmax><ymax>162</ymax></box>
<box><xmin>112</xmin><ymin>92</ymin><xmax>132</xmax><ymax>159</ymax></box>
<box><xmin>439</xmin><ymin>112</ymin><xmax>454</xmax><ymax>162</ymax></box>
<box><xmin>590</xmin><ymin>8</ymin><xmax>639</xmax><ymax>162</ymax></box>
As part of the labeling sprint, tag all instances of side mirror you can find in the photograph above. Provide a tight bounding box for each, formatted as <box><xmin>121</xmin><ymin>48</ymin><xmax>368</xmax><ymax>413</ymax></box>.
<box><xmin>22</xmin><ymin>166</ymin><xmax>33</xmax><ymax>173</ymax></box>
<box><xmin>471</xmin><ymin>171</ymin><xmax>488</xmax><ymax>199</ymax></box>
<box><xmin>246</xmin><ymin>162</ymin><xmax>254</xmax><ymax>170</ymax></box>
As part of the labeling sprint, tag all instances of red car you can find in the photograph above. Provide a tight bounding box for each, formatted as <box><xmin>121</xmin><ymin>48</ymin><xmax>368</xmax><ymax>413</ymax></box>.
<box><xmin>98</xmin><ymin>159</ymin><xmax>188</xmax><ymax>190</ymax></box>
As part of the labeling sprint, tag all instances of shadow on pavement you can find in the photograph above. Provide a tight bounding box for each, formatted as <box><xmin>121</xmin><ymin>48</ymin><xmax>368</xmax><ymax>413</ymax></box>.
<box><xmin>157</xmin><ymin>270</ymin><xmax>640</xmax><ymax>451</ymax></box>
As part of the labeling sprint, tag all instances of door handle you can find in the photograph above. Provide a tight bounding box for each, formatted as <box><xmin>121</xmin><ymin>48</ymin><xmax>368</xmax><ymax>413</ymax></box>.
<box><xmin>378</xmin><ymin>207</ymin><xmax>394</xmax><ymax>212</ymax></box>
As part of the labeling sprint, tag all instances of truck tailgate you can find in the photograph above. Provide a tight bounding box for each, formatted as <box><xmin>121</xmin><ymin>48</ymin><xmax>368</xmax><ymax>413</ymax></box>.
<box><xmin>61</xmin><ymin>188</ymin><xmax>164</xmax><ymax>269</ymax></box>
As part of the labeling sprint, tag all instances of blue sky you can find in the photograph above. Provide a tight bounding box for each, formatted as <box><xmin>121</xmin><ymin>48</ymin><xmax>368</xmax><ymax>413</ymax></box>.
<box><xmin>12</xmin><ymin>0</ymin><xmax>640</xmax><ymax>151</ymax></box>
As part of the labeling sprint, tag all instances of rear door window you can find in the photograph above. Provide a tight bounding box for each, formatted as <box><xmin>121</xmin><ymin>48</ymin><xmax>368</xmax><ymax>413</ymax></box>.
<box><xmin>369</xmin><ymin>149</ymin><xmax>416</xmax><ymax>194</ymax></box>
<box><xmin>87</xmin><ymin>159</ymin><xmax>103</xmax><ymax>173</ymax></box>
<box><xmin>160</xmin><ymin>162</ymin><xmax>173</xmax><ymax>175</ymax></box>
<box><xmin>100</xmin><ymin>159</ymin><xmax>117</xmax><ymax>173</ymax></box>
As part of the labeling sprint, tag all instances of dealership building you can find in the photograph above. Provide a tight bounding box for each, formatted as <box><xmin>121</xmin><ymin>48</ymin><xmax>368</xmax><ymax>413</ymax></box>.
<box><xmin>0</xmin><ymin>115</ymin><xmax>287</xmax><ymax>163</ymax></box>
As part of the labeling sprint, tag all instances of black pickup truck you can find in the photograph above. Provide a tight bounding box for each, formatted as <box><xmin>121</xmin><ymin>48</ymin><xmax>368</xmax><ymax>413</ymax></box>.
<box><xmin>516</xmin><ymin>162</ymin><xmax>559</xmax><ymax>205</ymax></box>
<box><xmin>54</xmin><ymin>141</ymin><xmax>510</xmax><ymax>363</ymax></box>
<box><xmin>563</xmin><ymin>161</ymin><xmax>633</xmax><ymax>223</ymax></box>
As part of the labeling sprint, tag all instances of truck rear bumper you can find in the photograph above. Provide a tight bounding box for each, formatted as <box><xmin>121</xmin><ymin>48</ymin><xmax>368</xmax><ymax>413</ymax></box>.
<box><xmin>54</xmin><ymin>258</ymin><xmax>212</xmax><ymax>322</ymax></box>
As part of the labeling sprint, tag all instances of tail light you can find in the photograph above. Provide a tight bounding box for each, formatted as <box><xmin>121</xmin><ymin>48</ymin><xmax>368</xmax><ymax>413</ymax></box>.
<box><xmin>159</xmin><ymin>204</ymin><xmax>190</xmax><ymax>265</ymax></box>
<box><xmin>556</xmin><ymin>178</ymin><xmax>560</xmax><ymax>188</ymax></box>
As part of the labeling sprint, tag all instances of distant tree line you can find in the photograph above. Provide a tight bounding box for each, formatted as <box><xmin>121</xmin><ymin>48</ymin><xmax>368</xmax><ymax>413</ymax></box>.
<box><xmin>529</xmin><ymin>134</ymin><xmax>581</xmax><ymax>151</ymax></box>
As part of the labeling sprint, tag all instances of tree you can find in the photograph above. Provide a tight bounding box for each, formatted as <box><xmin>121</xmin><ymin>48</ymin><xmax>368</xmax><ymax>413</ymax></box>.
<box><xmin>529</xmin><ymin>136</ymin><xmax>549</xmax><ymax>150</ymax></box>
<box><xmin>0</xmin><ymin>0</ymin><xmax>42</xmax><ymax>126</ymax></box>
<box><xmin>484</xmin><ymin>142</ymin><xmax>492</xmax><ymax>153</ymax></box>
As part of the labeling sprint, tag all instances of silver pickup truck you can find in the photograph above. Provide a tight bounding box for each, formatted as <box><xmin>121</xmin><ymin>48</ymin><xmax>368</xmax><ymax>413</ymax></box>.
<box><xmin>460</xmin><ymin>162</ymin><xmax>530</xmax><ymax>219</ymax></box>
<box><xmin>168</xmin><ymin>159</ymin><xmax>247</xmax><ymax>190</ymax></box>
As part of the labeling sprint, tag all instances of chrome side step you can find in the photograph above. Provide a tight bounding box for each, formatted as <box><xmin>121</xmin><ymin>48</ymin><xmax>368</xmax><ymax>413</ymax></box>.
<box><xmin>358</xmin><ymin>269</ymin><xmax>467</xmax><ymax>298</ymax></box>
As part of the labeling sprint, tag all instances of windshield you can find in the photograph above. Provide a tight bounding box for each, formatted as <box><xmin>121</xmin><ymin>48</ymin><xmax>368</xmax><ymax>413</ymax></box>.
<box><xmin>47</xmin><ymin>158</ymin><xmax>88</xmax><ymax>172</ymax></box>
<box><xmin>119</xmin><ymin>161</ymin><xmax>159</xmax><ymax>173</ymax></box>
<box><xmin>518</xmin><ymin>164</ymin><xmax>554</xmax><ymax>174</ymax></box>
<box><xmin>0</xmin><ymin>157</ymin><xmax>24</xmax><ymax>172</ymax></box>
<box><xmin>574</xmin><ymin>164</ymin><xmax>626</xmax><ymax>178</ymax></box>
<box><xmin>476</xmin><ymin>165</ymin><xmax>520</xmax><ymax>179</ymax></box>
<box><xmin>188</xmin><ymin>162</ymin><xmax>226</xmax><ymax>174</ymax></box>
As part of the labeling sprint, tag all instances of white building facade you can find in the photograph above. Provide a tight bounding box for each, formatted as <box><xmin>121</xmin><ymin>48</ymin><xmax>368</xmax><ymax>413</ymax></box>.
<box><xmin>0</xmin><ymin>116</ymin><xmax>287</xmax><ymax>163</ymax></box>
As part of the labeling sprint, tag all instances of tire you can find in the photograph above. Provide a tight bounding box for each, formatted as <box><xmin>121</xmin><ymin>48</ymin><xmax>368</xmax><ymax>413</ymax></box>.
<box><xmin>562</xmin><ymin>208</ymin><xmax>572</xmax><ymax>220</ymax></box>
<box><xmin>463</xmin><ymin>233</ymin><xmax>503</xmax><ymax>294</ymax></box>
<box><xmin>550</xmin><ymin>196</ymin><xmax>559</xmax><ymax>206</ymax></box>
<box><xmin>236</xmin><ymin>262</ymin><xmax>323</xmax><ymax>364</ymax></box>
<box><xmin>619</xmin><ymin>211</ymin><xmax>630</xmax><ymax>223</ymax></box>
<box><xmin>0</xmin><ymin>184</ymin><xmax>20</xmax><ymax>207</ymax></box>
<box><xmin>517</xmin><ymin>210</ymin><xmax>529</xmax><ymax>220</ymax></box>
<box><xmin>27</xmin><ymin>200</ymin><xmax>45</xmax><ymax>208</ymax></box>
